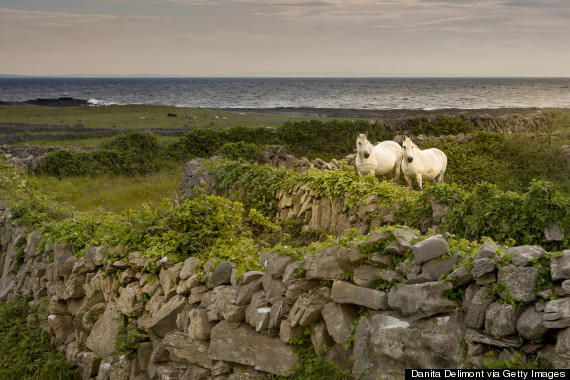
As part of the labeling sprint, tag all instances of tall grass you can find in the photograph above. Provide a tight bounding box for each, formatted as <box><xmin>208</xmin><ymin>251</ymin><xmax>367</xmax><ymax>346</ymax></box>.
<box><xmin>41</xmin><ymin>167</ymin><xmax>181</xmax><ymax>213</ymax></box>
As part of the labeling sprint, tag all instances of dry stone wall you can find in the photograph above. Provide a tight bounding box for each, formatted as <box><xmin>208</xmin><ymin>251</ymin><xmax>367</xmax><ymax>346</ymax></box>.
<box><xmin>1</xmin><ymin>202</ymin><xmax>569</xmax><ymax>379</ymax></box>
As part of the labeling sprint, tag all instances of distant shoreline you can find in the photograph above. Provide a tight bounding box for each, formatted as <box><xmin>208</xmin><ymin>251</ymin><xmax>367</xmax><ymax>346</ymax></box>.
<box><xmin>2</xmin><ymin>97</ymin><xmax>569</xmax><ymax>119</ymax></box>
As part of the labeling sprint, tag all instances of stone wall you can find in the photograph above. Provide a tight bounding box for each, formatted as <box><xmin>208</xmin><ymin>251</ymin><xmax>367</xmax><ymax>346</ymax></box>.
<box><xmin>1</xmin><ymin>202</ymin><xmax>569</xmax><ymax>379</ymax></box>
<box><xmin>382</xmin><ymin>110</ymin><xmax>553</xmax><ymax>134</ymax></box>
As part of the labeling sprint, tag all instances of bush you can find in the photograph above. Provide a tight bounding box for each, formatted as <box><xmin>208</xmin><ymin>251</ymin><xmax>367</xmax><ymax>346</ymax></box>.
<box><xmin>37</xmin><ymin>131</ymin><xmax>174</xmax><ymax>178</ymax></box>
<box><xmin>214</xmin><ymin>142</ymin><xmax>263</xmax><ymax>162</ymax></box>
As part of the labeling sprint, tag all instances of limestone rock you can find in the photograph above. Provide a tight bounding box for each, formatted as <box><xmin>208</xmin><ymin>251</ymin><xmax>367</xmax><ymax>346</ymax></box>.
<box><xmin>147</xmin><ymin>295</ymin><xmax>187</xmax><ymax>337</ymax></box>
<box><xmin>207</xmin><ymin>261</ymin><xmax>234</xmax><ymax>288</ymax></box>
<box><xmin>180</xmin><ymin>257</ymin><xmax>200</xmax><ymax>280</ymax></box>
<box><xmin>516</xmin><ymin>306</ymin><xmax>548</xmax><ymax>341</ymax></box>
<box><xmin>507</xmin><ymin>245</ymin><xmax>546</xmax><ymax>267</ymax></box>
<box><xmin>464</xmin><ymin>328</ymin><xmax>522</xmax><ymax>348</ymax></box>
<box><xmin>260</xmin><ymin>252</ymin><xmax>293</xmax><ymax>278</ymax></box>
<box><xmin>485</xmin><ymin>302</ymin><xmax>518</xmax><ymax>337</ymax></box>
<box><xmin>304</xmin><ymin>245</ymin><xmax>353</xmax><ymax>280</ymax></box>
<box><xmin>388</xmin><ymin>281</ymin><xmax>456</xmax><ymax>319</ymax></box>
<box><xmin>497</xmin><ymin>264</ymin><xmax>539</xmax><ymax>303</ymax></box>
<box><xmin>353</xmin><ymin>312</ymin><xmax>464</xmax><ymax>378</ymax></box>
<box><xmin>551</xmin><ymin>251</ymin><xmax>570</xmax><ymax>281</ymax></box>
<box><xmin>162</xmin><ymin>330</ymin><xmax>213</xmax><ymax>369</ymax></box>
<box><xmin>465</xmin><ymin>289</ymin><xmax>495</xmax><ymax>329</ymax></box>
<box><xmin>411</xmin><ymin>235</ymin><xmax>448</xmax><ymax>265</ymax></box>
<box><xmin>321</xmin><ymin>302</ymin><xmax>357</xmax><ymax>344</ymax></box>
<box><xmin>85</xmin><ymin>305</ymin><xmax>123</xmax><ymax>358</ymax></box>
<box><xmin>543</xmin><ymin>297</ymin><xmax>570</xmax><ymax>329</ymax></box>
<box><xmin>353</xmin><ymin>265</ymin><xmax>401</xmax><ymax>288</ymax></box>
<box><xmin>421</xmin><ymin>254</ymin><xmax>458</xmax><ymax>281</ymax></box>
<box><xmin>117</xmin><ymin>282</ymin><xmax>145</xmax><ymax>315</ymax></box>
<box><xmin>330</xmin><ymin>280</ymin><xmax>388</xmax><ymax>310</ymax></box>
<box><xmin>474</xmin><ymin>240</ymin><xmax>498</xmax><ymax>260</ymax></box>
<box><xmin>209</xmin><ymin>321</ymin><xmax>298</xmax><ymax>376</ymax></box>
<box><xmin>471</xmin><ymin>258</ymin><xmax>496</xmax><ymax>279</ymax></box>
<box><xmin>288</xmin><ymin>287</ymin><xmax>330</xmax><ymax>327</ymax></box>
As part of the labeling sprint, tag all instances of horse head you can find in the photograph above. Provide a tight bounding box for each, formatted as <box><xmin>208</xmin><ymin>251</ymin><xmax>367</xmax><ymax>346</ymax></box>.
<box><xmin>356</xmin><ymin>133</ymin><xmax>372</xmax><ymax>159</ymax></box>
<box><xmin>402</xmin><ymin>136</ymin><xmax>415</xmax><ymax>163</ymax></box>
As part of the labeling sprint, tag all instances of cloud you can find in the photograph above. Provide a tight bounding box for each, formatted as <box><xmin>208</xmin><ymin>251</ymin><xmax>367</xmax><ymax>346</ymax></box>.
<box><xmin>0</xmin><ymin>8</ymin><xmax>118</xmax><ymax>27</ymax></box>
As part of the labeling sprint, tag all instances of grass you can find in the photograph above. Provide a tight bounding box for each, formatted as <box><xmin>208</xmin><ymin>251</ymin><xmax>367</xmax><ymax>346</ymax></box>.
<box><xmin>0</xmin><ymin>104</ymin><xmax>318</xmax><ymax>131</ymax></box>
<box><xmin>39</xmin><ymin>166</ymin><xmax>182</xmax><ymax>213</ymax></box>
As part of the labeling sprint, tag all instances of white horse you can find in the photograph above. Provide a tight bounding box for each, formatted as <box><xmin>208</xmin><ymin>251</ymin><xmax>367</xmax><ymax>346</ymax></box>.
<box><xmin>401</xmin><ymin>136</ymin><xmax>447</xmax><ymax>190</ymax></box>
<box><xmin>355</xmin><ymin>133</ymin><xmax>404</xmax><ymax>181</ymax></box>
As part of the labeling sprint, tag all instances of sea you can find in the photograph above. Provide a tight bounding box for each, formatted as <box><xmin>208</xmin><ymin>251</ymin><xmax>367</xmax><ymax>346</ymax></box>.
<box><xmin>0</xmin><ymin>77</ymin><xmax>569</xmax><ymax>110</ymax></box>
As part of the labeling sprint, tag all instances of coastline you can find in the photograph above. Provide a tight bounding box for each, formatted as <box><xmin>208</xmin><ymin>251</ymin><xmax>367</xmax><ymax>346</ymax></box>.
<box><xmin>210</xmin><ymin>106</ymin><xmax>570</xmax><ymax>119</ymax></box>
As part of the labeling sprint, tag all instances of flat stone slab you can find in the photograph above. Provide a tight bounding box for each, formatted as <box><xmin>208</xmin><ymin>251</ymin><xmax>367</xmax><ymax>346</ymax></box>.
<box><xmin>330</xmin><ymin>280</ymin><xmax>388</xmax><ymax>310</ymax></box>
<box><xmin>85</xmin><ymin>305</ymin><xmax>123</xmax><ymax>358</ymax></box>
<box><xmin>209</xmin><ymin>321</ymin><xmax>297</xmax><ymax>376</ymax></box>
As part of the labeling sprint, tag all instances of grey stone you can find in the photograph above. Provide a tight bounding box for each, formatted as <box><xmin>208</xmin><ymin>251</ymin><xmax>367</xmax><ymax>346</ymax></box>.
<box><xmin>497</xmin><ymin>264</ymin><xmax>539</xmax><ymax>303</ymax></box>
<box><xmin>421</xmin><ymin>254</ymin><xmax>458</xmax><ymax>281</ymax></box>
<box><xmin>176</xmin><ymin>274</ymin><xmax>201</xmax><ymax>295</ymax></box>
<box><xmin>311</xmin><ymin>321</ymin><xmax>335</xmax><ymax>355</ymax></box>
<box><xmin>474</xmin><ymin>240</ymin><xmax>498</xmax><ymax>260</ymax></box>
<box><xmin>288</xmin><ymin>287</ymin><xmax>330</xmax><ymax>327</ymax></box>
<box><xmin>507</xmin><ymin>245</ymin><xmax>546</xmax><ymax>267</ymax></box>
<box><xmin>239</xmin><ymin>271</ymin><xmax>264</xmax><ymax>285</ymax></box>
<box><xmin>465</xmin><ymin>289</ymin><xmax>495</xmax><ymax>329</ymax></box>
<box><xmin>464</xmin><ymin>328</ymin><xmax>522</xmax><ymax>348</ymax></box>
<box><xmin>236</xmin><ymin>278</ymin><xmax>263</xmax><ymax>306</ymax></box>
<box><xmin>551</xmin><ymin>251</ymin><xmax>570</xmax><ymax>281</ymax></box>
<box><xmin>147</xmin><ymin>295</ymin><xmax>187</xmax><ymax>337</ymax></box>
<box><xmin>117</xmin><ymin>282</ymin><xmax>145</xmax><ymax>315</ymax></box>
<box><xmin>262</xmin><ymin>274</ymin><xmax>286</xmax><ymax>301</ymax></box>
<box><xmin>330</xmin><ymin>280</ymin><xmax>388</xmax><ymax>310</ymax></box>
<box><xmin>392</xmin><ymin>228</ymin><xmax>420</xmax><ymax>253</ymax></box>
<box><xmin>304</xmin><ymin>245</ymin><xmax>354</xmax><ymax>280</ymax></box>
<box><xmin>48</xmin><ymin>314</ymin><xmax>74</xmax><ymax>345</ymax></box>
<box><xmin>208</xmin><ymin>262</ymin><xmax>234</xmax><ymax>289</ymax></box>
<box><xmin>364</xmin><ymin>229</ymin><xmax>390</xmax><ymax>248</ymax></box>
<box><xmin>446</xmin><ymin>266</ymin><xmax>473</xmax><ymax>286</ymax></box>
<box><xmin>279</xmin><ymin>319</ymin><xmax>305</xmax><ymax>344</ymax></box>
<box><xmin>245</xmin><ymin>291</ymin><xmax>271</xmax><ymax>332</ymax></box>
<box><xmin>471</xmin><ymin>258</ymin><xmax>496</xmax><ymax>278</ymax></box>
<box><xmin>24</xmin><ymin>231</ymin><xmax>42</xmax><ymax>259</ymax></box>
<box><xmin>180</xmin><ymin>257</ymin><xmax>201</xmax><ymax>280</ymax></box>
<box><xmin>352</xmin><ymin>312</ymin><xmax>464</xmax><ymax>379</ymax></box>
<box><xmin>485</xmin><ymin>302</ymin><xmax>518</xmax><ymax>337</ymax></box>
<box><xmin>544</xmin><ymin>223</ymin><xmax>565</xmax><ymax>242</ymax></box>
<box><xmin>562</xmin><ymin>280</ymin><xmax>570</xmax><ymax>294</ymax></box>
<box><xmin>544</xmin><ymin>297</ymin><xmax>570</xmax><ymax>329</ymax></box>
<box><xmin>388</xmin><ymin>281</ymin><xmax>456</xmax><ymax>319</ymax></box>
<box><xmin>321</xmin><ymin>302</ymin><xmax>358</xmax><ymax>344</ymax></box>
<box><xmin>83</xmin><ymin>246</ymin><xmax>107</xmax><ymax>273</ymax></box>
<box><xmin>78</xmin><ymin>351</ymin><xmax>101</xmax><ymax>379</ymax></box>
<box><xmin>159</xmin><ymin>263</ymin><xmax>183</xmax><ymax>294</ymax></box>
<box><xmin>208</xmin><ymin>286</ymin><xmax>247</xmax><ymax>323</ymax></box>
<box><xmin>53</xmin><ymin>244</ymin><xmax>75</xmax><ymax>278</ymax></box>
<box><xmin>260</xmin><ymin>252</ymin><xmax>293</xmax><ymax>278</ymax></box>
<box><xmin>162</xmin><ymin>330</ymin><xmax>213</xmax><ymax>369</ymax></box>
<box><xmin>353</xmin><ymin>265</ymin><xmax>401</xmax><ymax>288</ymax></box>
<box><xmin>516</xmin><ymin>306</ymin><xmax>549</xmax><ymax>340</ymax></box>
<box><xmin>285</xmin><ymin>279</ymin><xmax>317</xmax><ymax>304</ymax></box>
<box><xmin>411</xmin><ymin>235</ymin><xmax>448</xmax><ymax>265</ymax></box>
<box><xmin>553</xmin><ymin>328</ymin><xmax>570</xmax><ymax>368</ymax></box>
<box><xmin>85</xmin><ymin>305</ymin><xmax>123</xmax><ymax>358</ymax></box>
<box><xmin>209</xmin><ymin>320</ymin><xmax>298</xmax><ymax>377</ymax></box>
<box><xmin>63</xmin><ymin>274</ymin><xmax>86</xmax><ymax>300</ymax></box>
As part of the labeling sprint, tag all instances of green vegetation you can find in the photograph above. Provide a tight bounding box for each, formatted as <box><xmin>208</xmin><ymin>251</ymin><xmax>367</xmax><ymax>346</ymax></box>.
<box><xmin>0</xmin><ymin>104</ymin><xmax>313</xmax><ymax>131</ymax></box>
<box><xmin>0</xmin><ymin>297</ymin><xmax>81</xmax><ymax>380</ymax></box>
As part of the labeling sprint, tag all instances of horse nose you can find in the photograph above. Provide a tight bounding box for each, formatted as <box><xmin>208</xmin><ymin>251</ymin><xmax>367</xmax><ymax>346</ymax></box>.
<box><xmin>364</xmin><ymin>152</ymin><xmax>370</xmax><ymax>159</ymax></box>
<box><xmin>407</xmin><ymin>156</ymin><xmax>413</xmax><ymax>163</ymax></box>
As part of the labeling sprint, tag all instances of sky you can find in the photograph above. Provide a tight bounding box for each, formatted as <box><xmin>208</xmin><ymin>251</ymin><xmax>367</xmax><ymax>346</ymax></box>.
<box><xmin>1</xmin><ymin>0</ymin><xmax>569</xmax><ymax>77</ymax></box>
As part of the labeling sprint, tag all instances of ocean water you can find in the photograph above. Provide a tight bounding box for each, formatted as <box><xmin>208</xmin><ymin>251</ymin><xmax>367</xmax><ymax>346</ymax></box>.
<box><xmin>0</xmin><ymin>77</ymin><xmax>569</xmax><ymax>110</ymax></box>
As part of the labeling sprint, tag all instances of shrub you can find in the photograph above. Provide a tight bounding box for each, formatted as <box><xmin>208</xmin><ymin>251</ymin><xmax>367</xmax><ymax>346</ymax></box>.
<box><xmin>214</xmin><ymin>141</ymin><xmax>263</xmax><ymax>162</ymax></box>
